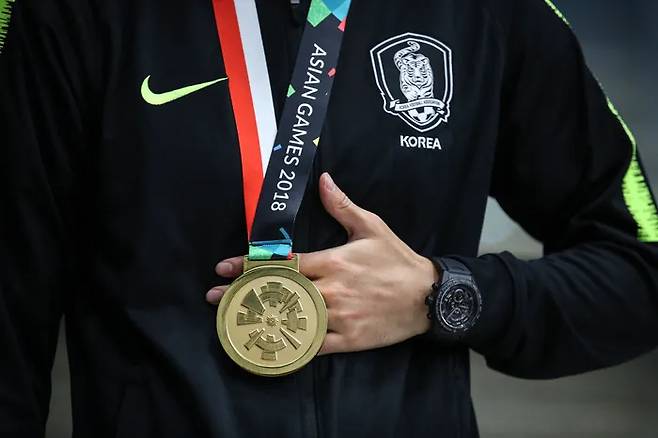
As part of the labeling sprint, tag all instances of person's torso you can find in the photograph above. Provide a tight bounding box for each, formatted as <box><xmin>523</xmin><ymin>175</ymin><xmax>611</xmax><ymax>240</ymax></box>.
<box><xmin>65</xmin><ymin>1</ymin><xmax>507</xmax><ymax>436</ymax></box>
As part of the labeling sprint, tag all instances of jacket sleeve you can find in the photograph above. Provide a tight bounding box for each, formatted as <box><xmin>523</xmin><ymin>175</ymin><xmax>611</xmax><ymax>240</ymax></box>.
<box><xmin>0</xmin><ymin>2</ymin><xmax>94</xmax><ymax>434</ymax></box>
<box><xmin>454</xmin><ymin>0</ymin><xmax>658</xmax><ymax>378</ymax></box>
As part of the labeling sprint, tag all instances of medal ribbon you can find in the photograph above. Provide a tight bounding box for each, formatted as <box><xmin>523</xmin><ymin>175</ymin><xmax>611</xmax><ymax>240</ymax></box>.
<box><xmin>212</xmin><ymin>0</ymin><xmax>277</xmax><ymax>237</ymax></box>
<box><xmin>213</xmin><ymin>0</ymin><xmax>352</xmax><ymax>260</ymax></box>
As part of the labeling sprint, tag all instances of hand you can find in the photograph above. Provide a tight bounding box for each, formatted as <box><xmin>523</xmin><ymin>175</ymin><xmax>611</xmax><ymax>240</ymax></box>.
<box><xmin>207</xmin><ymin>173</ymin><xmax>439</xmax><ymax>355</ymax></box>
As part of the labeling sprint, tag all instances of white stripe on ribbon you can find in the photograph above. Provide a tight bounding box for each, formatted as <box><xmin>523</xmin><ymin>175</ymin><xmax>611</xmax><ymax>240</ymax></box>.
<box><xmin>233</xmin><ymin>0</ymin><xmax>277</xmax><ymax>175</ymax></box>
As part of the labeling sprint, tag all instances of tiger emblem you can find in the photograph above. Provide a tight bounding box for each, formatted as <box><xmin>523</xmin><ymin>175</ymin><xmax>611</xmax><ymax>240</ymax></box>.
<box><xmin>370</xmin><ymin>33</ymin><xmax>453</xmax><ymax>133</ymax></box>
<box><xmin>394</xmin><ymin>41</ymin><xmax>435</xmax><ymax>102</ymax></box>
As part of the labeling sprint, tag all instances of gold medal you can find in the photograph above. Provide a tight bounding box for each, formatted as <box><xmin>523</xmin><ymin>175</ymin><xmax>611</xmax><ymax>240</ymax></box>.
<box><xmin>216</xmin><ymin>255</ymin><xmax>327</xmax><ymax>376</ymax></box>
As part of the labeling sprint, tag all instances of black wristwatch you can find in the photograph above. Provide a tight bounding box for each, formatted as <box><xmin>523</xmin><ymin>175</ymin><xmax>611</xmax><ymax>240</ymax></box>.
<box><xmin>425</xmin><ymin>258</ymin><xmax>482</xmax><ymax>341</ymax></box>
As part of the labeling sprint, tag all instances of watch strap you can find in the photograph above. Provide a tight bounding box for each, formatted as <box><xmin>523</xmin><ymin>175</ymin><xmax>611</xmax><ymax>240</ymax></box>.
<box><xmin>436</xmin><ymin>257</ymin><xmax>471</xmax><ymax>279</ymax></box>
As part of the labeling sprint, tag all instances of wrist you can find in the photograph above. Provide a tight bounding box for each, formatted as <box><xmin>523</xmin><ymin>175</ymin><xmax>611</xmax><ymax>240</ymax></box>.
<box><xmin>418</xmin><ymin>255</ymin><xmax>441</xmax><ymax>284</ymax></box>
<box><xmin>413</xmin><ymin>256</ymin><xmax>441</xmax><ymax>335</ymax></box>
<box><xmin>425</xmin><ymin>257</ymin><xmax>483</xmax><ymax>342</ymax></box>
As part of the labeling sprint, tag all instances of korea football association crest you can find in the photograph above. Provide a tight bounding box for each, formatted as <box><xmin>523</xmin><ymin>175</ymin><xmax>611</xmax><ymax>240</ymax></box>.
<box><xmin>370</xmin><ymin>33</ymin><xmax>454</xmax><ymax>133</ymax></box>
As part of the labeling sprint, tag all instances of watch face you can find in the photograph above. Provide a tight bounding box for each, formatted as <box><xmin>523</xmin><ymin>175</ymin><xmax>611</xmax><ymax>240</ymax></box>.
<box><xmin>438</xmin><ymin>281</ymin><xmax>481</xmax><ymax>333</ymax></box>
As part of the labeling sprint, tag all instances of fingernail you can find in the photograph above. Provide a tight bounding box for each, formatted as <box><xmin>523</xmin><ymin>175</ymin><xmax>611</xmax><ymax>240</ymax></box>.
<box><xmin>217</xmin><ymin>262</ymin><xmax>233</xmax><ymax>277</ymax></box>
<box><xmin>323</xmin><ymin>173</ymin><xmax>336</xmax><ymax>192</ymax></box>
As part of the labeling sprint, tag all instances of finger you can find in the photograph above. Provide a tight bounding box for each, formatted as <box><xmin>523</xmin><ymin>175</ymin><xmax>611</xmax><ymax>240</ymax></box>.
<box><xmin>318</xmin><ymin>173</ymin><xmax>376</xmax><ymax>239</ymax></box>
<box><xmin>326</xmin><ymin>308</ymin><xmax>344</xmax><ymax>332</ymax></box>
<box><xmin>215</xmin><ymin>256</ymin><xmax>244</xmax><ymax>278</ymax></box>
<box><xmin>298</xmin><ymin>250</ymin><xmax>336</xmax><ymax>280</ymax></box>
<box><xmin>313</xmin><ymin>278</ymin><xmax>338</xmax><ymax>308</ymax></box>
<box><xmin>318</xmin><ymin>332</ymin><xmax>345</xmax><ymax>356</ymax></box>
<box><xmin>206</xmin><ymin>285</ymin><xmax>228</xmax><ymax>305</ymax></box>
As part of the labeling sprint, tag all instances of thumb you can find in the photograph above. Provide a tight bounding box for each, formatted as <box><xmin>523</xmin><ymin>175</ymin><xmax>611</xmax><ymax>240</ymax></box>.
<box><xmin>319</xmin><ymin>173</ymin><xmax>374</xmax><ymax>239</ymax></box>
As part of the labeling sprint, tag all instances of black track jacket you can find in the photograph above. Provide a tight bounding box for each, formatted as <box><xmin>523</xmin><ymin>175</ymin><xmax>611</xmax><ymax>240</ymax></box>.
<box><xmin>2</xmin><ymin>0</ymin><xmax>658</xmax><ymax>437</ymax></box>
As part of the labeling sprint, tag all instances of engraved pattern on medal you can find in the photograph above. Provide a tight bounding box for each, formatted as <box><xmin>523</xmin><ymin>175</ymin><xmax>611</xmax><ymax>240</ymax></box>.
<box><xmin>225</xmin><ymin>276</ymin><xmax>318</xmax><ymax>367</ymax></box>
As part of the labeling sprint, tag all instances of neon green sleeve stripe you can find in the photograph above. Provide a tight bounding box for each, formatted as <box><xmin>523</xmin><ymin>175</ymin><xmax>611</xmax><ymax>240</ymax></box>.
<box><xmin>543</xmin><ymin>0</ymin><xmax>570</xmax><ymax>26</ymax></box>
<box><xmin>0</xmin><ymin>0</ymin><xmax>15</xmax><ymax>53</ymax></box>
<box><xmin>542</xmin><ymin>0</ymin><xmax>658</xmax><ymax>242</ymax></box>
<box><xmin>607</xmin><ymin>99</ymin><xmax>658</xmax><ymax>242</ymax></box>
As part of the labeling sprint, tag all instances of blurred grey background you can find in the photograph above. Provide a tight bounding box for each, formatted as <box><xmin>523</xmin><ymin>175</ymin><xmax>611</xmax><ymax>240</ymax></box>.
<box><xmin>46</xmin><ymin>1</ymin><xmax>658</xmax><ymax>437</ymax></box>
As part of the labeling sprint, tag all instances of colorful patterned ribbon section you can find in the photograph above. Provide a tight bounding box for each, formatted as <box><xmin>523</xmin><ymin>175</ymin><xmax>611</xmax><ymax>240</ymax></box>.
<box><xmin>249</xmin><ymin>228</ymin><xmax>294</xmax><ymax>260</ymax></box>
<box><xmin>214</xmin><ymin>0</ymin><xmax>352</xmax><ymax>260</ymax></box>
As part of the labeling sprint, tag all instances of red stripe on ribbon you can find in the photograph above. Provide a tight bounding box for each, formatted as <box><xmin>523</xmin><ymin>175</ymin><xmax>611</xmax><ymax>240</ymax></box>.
<box><xmin>212</xmin><ymin>0</ymin><xmax>263</xmax><ymax>238</ymax></box>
